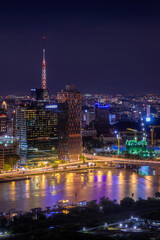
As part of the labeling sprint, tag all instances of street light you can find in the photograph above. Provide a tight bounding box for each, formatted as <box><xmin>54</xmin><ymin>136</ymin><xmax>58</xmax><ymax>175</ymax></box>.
<box><xmin>104</xmin><ymin>222</ymin><xmax>107</xmax><ymax>227</ymax></box>
<box><xmin>116</xmin><ymin>134</ymin><xmax>120</xmax><ymax>155</ymax></box>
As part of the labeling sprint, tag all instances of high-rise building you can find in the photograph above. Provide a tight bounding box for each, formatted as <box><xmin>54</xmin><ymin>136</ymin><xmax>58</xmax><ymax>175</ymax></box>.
<box><xmin>82</xmin><ymin>110</ymin><xmax>95</xmax><ymax>128</ymax></box>
<box><xmin>0</xmin><ymin>112</ymin><xmax>7</xmax><ymax>136</ymax></box>
<box><xmin>15</xmin><ymin>106</ymin><xmax>27</xmax><ymax>161</ymax></box>
<box><xmin>31</xmin><ymin>88</ymin><xmax>49</xmax><ymax>105</ymax></box>
<box><xmin>26</xmin><ymin>104</ymin><xmax>58</xmax><ymax>150</ymax></box>
<box><xmin>146</xmin><ymin>104</ymin><xmax>151</xmax><ymax>121</ymax></box>
<box><xmin>95</xmin><ymin>103</ymin><xmax>109</xmax><ymax>135</ymax></box>
<box><xmin>2</xmin><ymin>100</ymin><xmax>15</xmax><ymax>137</ymax></box>
<box><xmin>57</xmin><ymin>84</ymin><xmax>82</xmax><ymax>161</ymax></box>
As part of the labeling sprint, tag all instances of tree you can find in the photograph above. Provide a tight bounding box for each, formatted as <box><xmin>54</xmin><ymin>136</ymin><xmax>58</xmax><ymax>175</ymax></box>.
<box><xmin>5</xmin><ymin>154</ymin><xmax>19</xmax><ymax>168</ymax></box>
<box><xmin>54</xmin><ymin>159</ymin><xmax>61</xmax><ymax>164</ymax></box>
<box><xmin>87</xmin><ymin>200</ymin><xmax>100</xmax><ymax>213</ymax></box>
<box><xmin>79</xmin><ymin>155</ymin><xmax>87</xmax><ymax>163</ymax></box>
<box><xmin>155</xmin><ymin>192</ymin><xmax>160</xmax><ymax>198</ymax></box>
<box><xmin>52</xmin><ymin>164</ymin><xmax>58</xmax><ymax>169</ymax></box>
<box><xmin>99</xmin><ymin>196</ymin><xmax>120</xmax><ymax>213</ymax></box>
<box><xmin>120</xmin><ymin>197</ymin><xmax>135</xmax><ymax>209</ymax></box>
<box><xmin>61</xmin><ymin>160</ymin><xmax>66</xmax><ymax>164</ymax></box>
<box><xmin>4</xmin><ymin>164</ymin><xmax>11</xmax><ymax>172</ymax></box>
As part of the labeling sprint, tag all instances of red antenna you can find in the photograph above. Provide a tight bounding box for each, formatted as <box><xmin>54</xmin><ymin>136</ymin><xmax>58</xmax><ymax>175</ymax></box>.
<box><xmin>42</xmin><ymin>36</ymin><xmax>47</xmax><ymax>90</ymax></box>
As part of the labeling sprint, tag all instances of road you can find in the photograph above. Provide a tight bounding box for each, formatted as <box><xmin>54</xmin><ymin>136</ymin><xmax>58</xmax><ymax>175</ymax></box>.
<box><xmin>1</xmin><ymin>153</ymin><xmax>160</xmax><ymax>178</ymax></box>
<box><xmin>83</xmin><ymin>153</ymin><xmax>160</xmax><ymax>166</ymax></box>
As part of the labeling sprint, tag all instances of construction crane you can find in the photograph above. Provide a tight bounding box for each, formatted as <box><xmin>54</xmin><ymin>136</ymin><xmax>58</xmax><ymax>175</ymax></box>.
<box><xmin>116</xmin><ymin>128</ymin><xmax>141</xmax><ymax>153</ymax></box>
<box><xmin>120</xmin><ymin>128</ymin><xmax>144</xmax><ymax>139</ymax></box>
<box><xmin>126</xmin><ymin>128</ymin><xmax>138</xmax><ymax>139</ymax></box>
<box><xmin>151</xmin><ymin>126</ymin><xmax>160</xmax><ymax>146</ymax></box>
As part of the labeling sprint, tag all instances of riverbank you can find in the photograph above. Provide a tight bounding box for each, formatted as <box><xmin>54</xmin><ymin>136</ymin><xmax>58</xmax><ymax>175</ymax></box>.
<box><xmin>2</xmin><ymin>195</ymin><xmax>160</xmax><ymax>240</ymax></box>
<box><xmin>0</xmin><ymin>176</ymin><xmax>31</xmax><ymax>183</ymax></box>
<box><xmin>0</xmin><ymin>165</ymin><xmax>116</xmax><ymax>182</ymax></box>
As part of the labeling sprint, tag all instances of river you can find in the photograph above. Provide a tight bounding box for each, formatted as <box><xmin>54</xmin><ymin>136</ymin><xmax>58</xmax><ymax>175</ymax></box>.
<box><xmin>0</xmin><ymin>166</ymin><xmax>159</xmax><ymax>212</ymax></box>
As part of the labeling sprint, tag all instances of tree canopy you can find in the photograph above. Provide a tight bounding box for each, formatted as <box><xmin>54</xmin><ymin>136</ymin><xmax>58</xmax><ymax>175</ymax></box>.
<box><xmin>4</xmin><ymin>154</ymin><xmax>19</xmax><ymax>168</ymax></box>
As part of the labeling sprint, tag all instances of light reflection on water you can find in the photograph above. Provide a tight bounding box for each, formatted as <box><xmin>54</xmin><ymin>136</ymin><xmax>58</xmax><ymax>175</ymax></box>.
<box><xmin>0</xmin><ymin>167</ymin><xmax>160</xmax><ymax>212</ymax></box>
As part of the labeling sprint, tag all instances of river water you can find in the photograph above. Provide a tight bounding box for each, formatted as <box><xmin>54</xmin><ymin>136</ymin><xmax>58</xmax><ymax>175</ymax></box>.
<box><xmin>0</xmin><ymin>166</ymin><xmax>160</xmax><ymax>212</ymax></box>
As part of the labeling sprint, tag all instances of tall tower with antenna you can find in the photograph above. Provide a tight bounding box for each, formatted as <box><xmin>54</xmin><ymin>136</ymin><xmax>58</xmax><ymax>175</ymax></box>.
<box><xmin>31</xmin><ymin>36</ymin><xmax>49</xmax><ymax>104</ymax></box>
<box><xmin>42</xmin><ymin>36</ymin><xmax>47</xmax><ymax>90</ymax></box>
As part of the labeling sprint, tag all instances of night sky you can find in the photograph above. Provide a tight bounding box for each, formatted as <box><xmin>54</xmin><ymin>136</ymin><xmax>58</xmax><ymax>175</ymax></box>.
<box><xmin>1</xmin><ymin>0</ymin><xmax>160</xmax><ymax>95</ymax></box>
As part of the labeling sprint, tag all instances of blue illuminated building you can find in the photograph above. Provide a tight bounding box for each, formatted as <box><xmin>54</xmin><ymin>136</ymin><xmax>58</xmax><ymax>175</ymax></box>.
<box><xmin>95</xmin><ymin>103</ymin><xmax>110</xmax><ymax>135</ymax></box>
<box><xmin>94</xmin><ymin>103</ymin><xmax>110</xmax><ymax>108</ymax></box>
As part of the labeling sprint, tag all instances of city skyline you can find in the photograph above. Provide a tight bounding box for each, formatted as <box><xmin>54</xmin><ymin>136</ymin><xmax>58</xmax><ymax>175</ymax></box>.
<box><xmin>2</xmin><ymin>2</ymin><xmax>160</xmax><ymax>239</ymax></box>
<box><xmin>1</xmin><ymin>1</ymin><xmax>160</xmax><ymax>95</ymax></box>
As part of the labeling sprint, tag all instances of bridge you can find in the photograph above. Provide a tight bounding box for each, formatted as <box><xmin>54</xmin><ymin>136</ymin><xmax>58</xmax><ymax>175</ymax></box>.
<box><xmin>83</xmin><ymin>153</ymin><xmax>160</xmax><ymax>166</ymax></box>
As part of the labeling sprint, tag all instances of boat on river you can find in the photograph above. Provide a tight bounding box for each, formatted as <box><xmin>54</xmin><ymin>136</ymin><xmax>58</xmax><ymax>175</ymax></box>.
<box><xmin>56</xmin><ymin>200</ymin><xmax>74</xmax><ymax>207</ymax></box>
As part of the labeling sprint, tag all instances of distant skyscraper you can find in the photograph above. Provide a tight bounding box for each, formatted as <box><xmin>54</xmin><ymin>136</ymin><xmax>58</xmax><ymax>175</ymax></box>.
<box><xmin>0</xmin><ymin>112</ymin><xmax>7</xmax><ymax>136</ymax></box>
<box><xmin>2</xmin><ymin>99</ymin><xmax>15</xmax><ymax>137</ymax></box>
<box><xmin>95</xmin><ymin>103</ymin><xmax>109</xmax><ymax>135</ymax></box>
<box><xmin>57</xmin><ymin>84</ymin><xmax>82</xmax><ymax>161</ymax></box>
<box><xmin>147</xmin><ymin>105</ymin><xmax>151</xmax><ymax>117</ymax></box>
<box><xmin>15</xmin><ymin>106</ymin><xmax>27</xmax><ymax>161</ymax></box>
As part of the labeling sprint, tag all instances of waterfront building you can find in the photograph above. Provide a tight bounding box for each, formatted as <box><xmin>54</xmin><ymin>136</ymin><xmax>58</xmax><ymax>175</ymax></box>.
<box><xmin>15</xmin><ymin>106</ymin><xmax>27</xmax><ymax>162</ymax></box>
<box><xmin>26</xmin><ymin>105</ymin><xmax>58</xmax><ymax>151</ymax></box>
<box><xmin>2</xmin><ymin>98</ymin><xmax>16</xmax><ymax>137</ymax></box>
<box><xmin>6</xmin><ymin>107</ymin><xmax>14</xmax><ymax>137</ymax></box>
<box><xmin>57</xmin><ymin>84</ymin><xmax>82</xmax><ymax>161</ymax></box>
<box><xmin>0</xmin><ymin>136</ymin><xmax>18</xmax><ymax>170</ymax></box>
<box><xmin>95</xmin><ymin>103</ymin><xmax>109</xmax><ymax>135</ymax></box>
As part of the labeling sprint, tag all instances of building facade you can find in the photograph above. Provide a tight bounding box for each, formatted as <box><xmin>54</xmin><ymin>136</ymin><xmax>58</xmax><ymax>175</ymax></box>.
<box><xmin>0</xmin><ymin>136</ymin><xmax>18</xmax><ymax>170</ymax></box>
<box><xmin>0</xmin><ymin>112</ymin><xmax>7</xmax><ymax>136</ymax></box>
<box><xmin>26</xmin><ymin>105</ymin><xmax>58</xmax><ymax>150</ymax></box>
<box><xmin>95</xmin><ymin>103</ymin><xmax>109</xmax><ymax>135</ymax></box>
<box><xmin>15</xmin><ymin>106</ymin><xmax>27</xmax><ymax>161</ymax></box>
<box><xmin>57</xmin><ymin>85</ymin><xmax>82</xmax><ymax>161</ymax></box>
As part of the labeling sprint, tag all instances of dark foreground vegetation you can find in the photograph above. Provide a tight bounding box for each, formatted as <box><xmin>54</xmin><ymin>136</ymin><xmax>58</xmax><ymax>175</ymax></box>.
<box><xmin>2</xmin><ymin>193</ymin><xmax>160</xmax><ymax>240</ymax></box>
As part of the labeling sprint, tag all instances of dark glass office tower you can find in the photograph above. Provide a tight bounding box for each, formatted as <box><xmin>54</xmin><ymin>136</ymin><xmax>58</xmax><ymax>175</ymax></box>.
<box><xmin>57</xmin><ymin>85</ymin><xmax>82</xmax><ymax>161</ymax></box>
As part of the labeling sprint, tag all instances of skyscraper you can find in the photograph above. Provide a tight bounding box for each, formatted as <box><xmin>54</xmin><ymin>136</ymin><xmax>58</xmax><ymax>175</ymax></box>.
<box><xmin>0</xmin><ymin>112</ymin><xmax>7</xmax><ymax>136</ymax></box>
<box><xmin>95</xmin><ymin>103</ymin><xmax>110</xmax><ymax>135</ymax></box>
<box><xmin>26</xmin><ymin>104</ymin><xmax>58</xmax><ymax>150</ymax></box>
<box><xmin>15</xmin><ymin>106</ymin><xmax>27</xmax><ymax>162</ymax></box>
<box><xmin>57</xmin><ymin>84</ymin><xmax>82</xmax><ymax>161</ymax></box>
